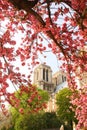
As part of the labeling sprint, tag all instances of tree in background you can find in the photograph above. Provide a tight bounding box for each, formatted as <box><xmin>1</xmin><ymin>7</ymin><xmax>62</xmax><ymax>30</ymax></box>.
<box><xmin>10</xmin><ymin>112</ymin><xmax>61</xmax><ymax>130</ymax></box>
<box><xmin>56</xmin><ymin>88</ymin><xmax>77</xmax><ymax>130</ymax></box>
<box><xmin>10</xmin><ymin>85</ymin><xmax>49</xmax><ymax>114</ymax></box>
<box><xmin>10</xmin><ymin>86</ymin><xmax>49</xmax><ymax>130</ymax></box>
<box><xmin>0</xmin><ymin>0</ymin><xmax>87</xmax><ymax>129</ymax></box>
<box><xmin>42</xmin><ymin>112</ymin><xmax>62</xmax><ymax>129</ymax></box>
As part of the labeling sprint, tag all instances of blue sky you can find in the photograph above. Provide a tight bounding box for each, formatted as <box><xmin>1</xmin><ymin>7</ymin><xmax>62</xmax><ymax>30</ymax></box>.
<box><xmin>39</xmin><ymin>51</ymin><xmax>61</xmax><ymax>74</ymax></box>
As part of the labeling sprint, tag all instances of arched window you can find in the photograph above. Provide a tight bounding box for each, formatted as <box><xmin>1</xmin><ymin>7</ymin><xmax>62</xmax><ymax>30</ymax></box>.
<box><xmin>62</xmin><ymin>75</ymin><xmax>66</xmax><ymax>82</ymax></box>
<box><xmin>55</xmin><ymin>78</ymin><xmax>57</xmax><ymax>86</ymax></box>
<box><xmin>46</xmin><ymin>69</ymin><xmax>48</xmax><ymax>81</ymax></box>
<box><xmin>64</xmin><ymin>76</ymin><xmax>66</xmax><ymax>81</ymax></box>
<box><xmin>43</xmin><ymin>68</ymin><xmax>45</xmax><ymax>80</ymax></box>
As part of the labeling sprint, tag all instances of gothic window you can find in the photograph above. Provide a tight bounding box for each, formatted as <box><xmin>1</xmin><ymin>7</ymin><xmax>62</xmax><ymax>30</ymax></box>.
<box><xmin>62</xmin><ymin>75</ymin><xmax>64</xmax><ymax>82</ymax></box>
<box><xmin>55</xmin><ymin>78</ymin><xmax>57</xmax><ymax>86</ymax></box>
<box><xmin>46</xmin><ymin>69</ymin><xmax>48</xmax><ymax>81</ymax></box>
<box><xmin>62</xmin><ymin>75</ymin><xmax>66</xmax><ymax>82</ymax></box>
<box><xmin>64</xmin><ymin>76</ymin><xmax>66</xmax><ymax>81</ymax></box>
<box><xmin>43</xmin><ymin>68</ymin><xmax>45</xmax><ymax>80</ymax></box>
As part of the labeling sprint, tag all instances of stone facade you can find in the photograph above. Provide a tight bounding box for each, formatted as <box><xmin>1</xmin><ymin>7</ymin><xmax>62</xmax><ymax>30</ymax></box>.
<box><xmin>33</xmin><ymin>64</ymin><xmax>67</xmax><ymax>112</ymax></box>
<box><xmin>33</xmin><ymin>64</ymin><xmax>54</xmax><ymax>94</ymax></box>
<box><xmin>33</xmin><ymin>64</ymin><xmax>67</xmax><ymax>94</ymax></box>
<box><xmin>52</xmin><ymin>70</ymin><xmax>66</xmax><ymax>91</ymax></box>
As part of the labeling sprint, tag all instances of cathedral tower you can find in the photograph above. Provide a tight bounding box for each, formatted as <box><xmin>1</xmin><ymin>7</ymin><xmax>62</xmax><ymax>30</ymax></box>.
<box><xmin>33</xmin><ymin>64</ymin><xmax>54</xmax><ymax>93</ymax></box>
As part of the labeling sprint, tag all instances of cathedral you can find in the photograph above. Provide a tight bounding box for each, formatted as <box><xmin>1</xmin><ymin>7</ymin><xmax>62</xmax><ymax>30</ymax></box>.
<box><xmin>33</xmin><ymin>63</ymin><xmax>67</xmax><ymax>112</ymax></box>
<box><xmin>33</xmin><ymin>64</ymin><xmax>54</xmax><ymax>94</ymax></box>
<box><xmin>33</xmin><ymin>63</ymin><xmax>67</xmax><ymax>94</ymax></box>
<box><xmin>33</xmin><ymin>64</ymin><xmax>66</xmax><ymax>94</ymax></box>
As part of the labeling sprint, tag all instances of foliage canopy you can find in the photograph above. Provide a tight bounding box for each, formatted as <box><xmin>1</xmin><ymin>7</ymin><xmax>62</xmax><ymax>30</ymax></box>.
<box><xmin>56</xmin><ymin>88</ymin><xmax>77</xmax><ymax>127</ymax></box>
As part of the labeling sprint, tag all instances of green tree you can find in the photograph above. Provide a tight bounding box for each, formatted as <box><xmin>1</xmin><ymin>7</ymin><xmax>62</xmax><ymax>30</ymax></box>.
<box><xmin>14</xmin><ymin>112</ymin><xmax>45</xmax><ymax>130</ymax></box>
<box><xmin>10</xmin><ymin>85</ymin><xmax>49</xmax><ymax>114</ymax></box>
<box><xmin>42</xmin><ymin>112</ymin><xmax>62</xmax><ymax>129</ymax></box>
<box><xmin>10</xmin><ymin>87</ymin><xmax>49</xmax><ymax>130</ymax></box>
<box><xmin>12</xmin><ymin>112</ymin><xmax>61</xmax><ymax>130</ymax></box>
<box><xmin>56</xmin><ymin>88</ymin><xmax>77</xmax><ymax>130</ymax></box>
<box><xmin>37</xmin><ymin>88</ymin><xmax>49</xmax><ymax>103</ymax></box>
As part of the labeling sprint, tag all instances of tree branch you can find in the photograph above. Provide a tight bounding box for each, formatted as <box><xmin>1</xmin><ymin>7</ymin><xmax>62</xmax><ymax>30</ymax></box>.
<box><xmin>9</xmin><ymin>0</ymin><xmax>39</xmax><ymax>9</ymax></box>
<box><xmin>9</xmin><ymin>0</ymin><xmax>68</xmax><ymax>59</ymax></box>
